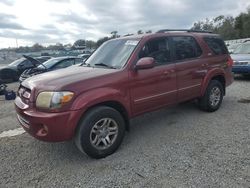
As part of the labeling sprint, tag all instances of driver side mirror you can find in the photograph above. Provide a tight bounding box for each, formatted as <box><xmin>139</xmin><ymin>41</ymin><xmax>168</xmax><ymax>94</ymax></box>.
<box><xmin>135</xmin><ymin>57</ymin><xmax>155</xmax><ymax>70</ymax></box>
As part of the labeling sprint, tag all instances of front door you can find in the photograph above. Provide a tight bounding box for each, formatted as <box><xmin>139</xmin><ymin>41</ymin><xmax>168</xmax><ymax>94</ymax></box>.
<box><xmin>129</xmin><ymin>37</ymin><xmax>177</xmax><ymax>116</ymax></box>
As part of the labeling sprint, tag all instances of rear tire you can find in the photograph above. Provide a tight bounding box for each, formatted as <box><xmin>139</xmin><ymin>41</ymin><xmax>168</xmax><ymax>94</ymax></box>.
<box><xmin>74</xmin><ymin>106</ymin><xmax>125</xmax><ymax>159</ymax></box>
<box><xmin>198</xmin><ymin>80</ymin><xmax>223</xmax><ymax>112</ymax></box>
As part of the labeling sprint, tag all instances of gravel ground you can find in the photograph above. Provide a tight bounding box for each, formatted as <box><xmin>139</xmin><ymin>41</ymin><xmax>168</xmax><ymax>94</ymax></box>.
<box><xmin>0</xmin><ymin>77</ymin><xmax>250</xmax><ymax>188</ymax></box>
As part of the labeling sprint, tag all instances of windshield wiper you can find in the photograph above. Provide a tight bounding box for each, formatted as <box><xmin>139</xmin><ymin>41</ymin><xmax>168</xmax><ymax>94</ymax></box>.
<box><xmin>94</xmin><ymin>63</ymin><xmax>116</xmax><ymax>69</ymax></box>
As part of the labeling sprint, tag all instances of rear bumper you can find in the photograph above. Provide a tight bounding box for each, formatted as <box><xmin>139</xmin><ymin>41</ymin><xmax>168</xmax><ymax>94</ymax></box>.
<box><xmin>15</xmin><ymin>96</ymin><xmax>83</xmax><ymax>142</ymax></box>
<box><xmin>232</xmin><ymin>66</ymin><xmax>250</xmax><ymax>74</ymax></box>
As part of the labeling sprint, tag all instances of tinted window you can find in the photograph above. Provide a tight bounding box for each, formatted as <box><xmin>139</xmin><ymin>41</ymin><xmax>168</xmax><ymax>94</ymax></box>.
<box><xmin>19</xmin><ymin>60</ymin><xmax>33</xmax><ymax>68</ymax></box>
<box><xmin>36</xmin><ymin>57</ymin><xmax>50</xmax><ymax>63</ymax></box>
<box><xmin>204</xmin><ymin>37</ymin><xmax>228</xmax><ymax>55</ymax></box>
<box><xmin>75</xmin><ymin>58</ymin><xmax>84</xmax><ymax>64</ymax></box>
<box><xmin>40</xmin><ymin>57</ymin><xmax>65</xmax><ymax>69</ymax></box>
<box><xmin>139</xmin><ymin>37</ymin><xmax>171</xmax><ymax>65</ymax></box>
<box><xmin>53</xmin><ymin>59</ymin><xmax>75</xmax><ymax>69</ymax></box>
<box><xmin>172</xmin><ymin>36</ymin><xmax>202</xmax><ymax>61</ymax></box>
<box><xmin>9</xmin><ymin>58</ymin><xmax>25</xmax><ymax>66</ymax></box>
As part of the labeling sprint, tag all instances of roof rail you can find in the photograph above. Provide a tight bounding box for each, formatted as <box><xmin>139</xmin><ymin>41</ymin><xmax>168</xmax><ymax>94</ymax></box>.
<box><xmin>156</xmin><ymin>29</ymin><xmax>213</xmax><ymax>34</ymax></box>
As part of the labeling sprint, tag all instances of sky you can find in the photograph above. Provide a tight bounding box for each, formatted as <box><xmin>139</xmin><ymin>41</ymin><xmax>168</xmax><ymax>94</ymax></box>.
<box><xmin>0</xmin><ymin>0</ymin><xmax>249</xmax><ymax>49</ymax></box>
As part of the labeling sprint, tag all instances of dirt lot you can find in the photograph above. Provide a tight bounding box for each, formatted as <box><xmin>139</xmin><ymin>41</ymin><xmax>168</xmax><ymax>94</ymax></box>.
<box><xmin>0</xmin><ymin>77</ymin><xmax>250</xmax><ymax>187</ymax></box>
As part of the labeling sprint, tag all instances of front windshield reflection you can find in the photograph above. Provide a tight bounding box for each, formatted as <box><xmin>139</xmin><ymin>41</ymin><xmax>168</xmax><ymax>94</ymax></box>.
<box><xmin>85</xmin><ymin>39</ymin><xmax>139</xmax><ymax>69</ymax></box>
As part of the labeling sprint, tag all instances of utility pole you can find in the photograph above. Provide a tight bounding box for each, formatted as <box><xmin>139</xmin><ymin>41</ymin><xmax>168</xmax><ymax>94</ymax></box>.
<box><xmin>16</xmin><ymin>38</ymin><xmax>18</xmax><ymax>48</ymax></box>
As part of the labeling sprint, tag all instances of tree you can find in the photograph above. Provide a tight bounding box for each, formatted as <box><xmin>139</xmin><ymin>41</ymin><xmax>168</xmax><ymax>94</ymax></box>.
<box><xmin>111</xmin><ymin>31</ymin><xmax>119</xmax><ymax>38</ymax></box>
<box><xmin>191</xmin><ymin>18</ymin><xmax>214</xmax><ymax>31</ymax></box>
<box><xmin>85</xmin><ymin>40</ymin><xmax>96</xmax><ymax>49</ymax></box>
<box><xmin>31</xmin><ymin>43</ymin><xmax>44</xmax><ymax>52</ymax></box>
<box><xmin>191</xmin><ymin>16</ymin><xmax>237</xmax><ymax>39</ymax></box>
<box><xmin>235</xmin><ymin>8</ymin><xmax>250</xmax><ymax>38</ymax></box>
<box><xmin>73</xmin><ymin>39</ymin><xmax>86</xmax><ymax>48</ymax></box>
<box><xmin>96</xmin><ymin>37</ymin><xmax>110</xmax><ymax>47</ymax></box>
<box><xmin>214</xmin><ymin>16</ymin><xmax>237</xmax><ymax>40</ymax></box>
<box><xmin>145</xmin><ymin>30</ymin><xmax>152</xmax><ymax>33</ymax></box>
<box><xmin>137</xmin><ymin>30</ymin><xmax>143</xmax><ymax>34</ymax></box>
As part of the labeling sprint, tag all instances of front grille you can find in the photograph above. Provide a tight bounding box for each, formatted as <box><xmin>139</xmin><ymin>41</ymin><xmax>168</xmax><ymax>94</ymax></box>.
<box><xmin>234</xmin><ymin>61</ymin><xmax>248</xmax><ymax>65</ymax></box>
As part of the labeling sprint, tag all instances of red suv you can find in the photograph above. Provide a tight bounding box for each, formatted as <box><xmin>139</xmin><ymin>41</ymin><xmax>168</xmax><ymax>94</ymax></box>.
<box><xmin>15</xmin><ymin>30</ymin><xmax>233</xmax><ymax>158</ymax></box>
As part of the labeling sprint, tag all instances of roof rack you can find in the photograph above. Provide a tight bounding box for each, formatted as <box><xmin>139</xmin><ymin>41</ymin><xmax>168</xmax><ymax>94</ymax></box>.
<box><xmin>156</xmin><ymin>29</ymin><xmax>213</xmax><ymax>34</ymax></box>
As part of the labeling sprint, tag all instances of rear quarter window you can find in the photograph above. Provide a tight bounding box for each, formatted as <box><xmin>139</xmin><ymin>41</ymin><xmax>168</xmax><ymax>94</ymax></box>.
<box><xmin>203</xmin><ymin>37</ymin><xmax>228</xmax><ymax>55</ymax></box>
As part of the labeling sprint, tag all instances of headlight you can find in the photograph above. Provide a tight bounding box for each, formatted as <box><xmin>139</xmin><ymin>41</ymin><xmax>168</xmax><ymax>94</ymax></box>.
<box><xmin>36</xmin><ymin>91</ymin><xmax>74</xmax><ymax>109</ymax></box>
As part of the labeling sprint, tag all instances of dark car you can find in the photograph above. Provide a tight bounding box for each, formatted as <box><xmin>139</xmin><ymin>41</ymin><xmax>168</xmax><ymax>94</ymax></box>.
<box><xmin>231</xmin><ymin>41</ymin><xmax>250</xmax><ymax>76</ymax></box>
<box><xmin>15</xmin><ymin>29</ymin><xmax>233</xmax><ymax>159</ymax></box>
<box><xmin>19</xmin><ymin>56</ymin><xmax>84</xmax><ymax>82</ymax></box>
<box><xmin>0</xmin><ymin>56</ymin><xmax>51</xmax><ymax>82</ymax></box>
<box><xmin>77</xmin><ymin>53</ymin><xmax>91</xmax><ymax>61</ymax></box>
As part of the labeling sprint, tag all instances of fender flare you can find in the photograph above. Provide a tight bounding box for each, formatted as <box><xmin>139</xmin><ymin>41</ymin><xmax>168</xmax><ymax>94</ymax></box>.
<box><xmin>200</xmin><ymin>68</ymin><xmax>226</xmax><ymax>96</ymax></box>
<box><xmin>71</xmin><ymin>87</ymin><xmax>131</xmax><ymax>116</ymax></box>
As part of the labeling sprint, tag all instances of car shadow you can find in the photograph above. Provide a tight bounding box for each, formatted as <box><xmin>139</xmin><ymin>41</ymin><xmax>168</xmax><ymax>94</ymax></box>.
<box><xmin>33</xmin><ymin>101</ymin><xmax>200</xmax><ymax>162</ymax></box>
<box><xmin>234</xmin><ymin>74</ymin><xmax>250</xmax><ymax>81</ymax></box>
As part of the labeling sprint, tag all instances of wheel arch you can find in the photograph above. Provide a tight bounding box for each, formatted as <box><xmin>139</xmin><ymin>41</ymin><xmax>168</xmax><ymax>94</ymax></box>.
<box><xmin>74</xmin><ymin>100</ymin><xmax>130</xmax><ymax>138</ymax></box>
<box><xmin>201</xmin><ymin>69</ymin><xmax>226</xmax><ymax>96</ymax></box>
<box><xmin>211</xmin><ymin>75</ymin><xmax>225</xmax><ymax>95</ymax></box>
<box><xmin>90</xmin><ymin>101</ymin><xmax>130</xmax><ymax>131</ymax></box>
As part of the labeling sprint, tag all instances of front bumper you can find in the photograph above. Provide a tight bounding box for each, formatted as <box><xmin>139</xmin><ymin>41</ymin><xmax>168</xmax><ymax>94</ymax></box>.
<box><xmin>232</xmin><ymin>65</ymin><xmax>250</xmax><ymax>74</ymax></box>
<box><xmin>14</xmin><ymin>96</ymin><xmax>83</xmax><ymax>142</ymax></box>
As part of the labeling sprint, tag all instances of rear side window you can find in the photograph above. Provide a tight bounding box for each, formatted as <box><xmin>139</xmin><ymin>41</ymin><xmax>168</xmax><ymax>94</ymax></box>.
<box><xmin>172</xmin><ymin>36</ymin><xmax>202</xmax><ymax>61</ymax></box>
<box><xmin>53</xmin><ymin>59</ymin><xmax>75</xmax><ymax>69</ymax></box>
<box><xmin>20</xmin><ymin>60</ymin><xmax>33</xmax><ymax>68</ymax></box>
<box><xmin>75</xmin><ymin>58</ymin><xmax>84</xmax><ymax>64</ymax></box>
<box><xmin>203</xmin><ymin>37</ymin><xmax>228</xmax><ymax>55</ymax></box>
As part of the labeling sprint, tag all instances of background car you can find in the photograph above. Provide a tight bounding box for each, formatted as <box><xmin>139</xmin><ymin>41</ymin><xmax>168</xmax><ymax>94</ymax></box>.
<box><xmin>19</xmin><ymin>56</ymin><xmax>84</xmax><ymax>82</ymax></box>
<box><xmin>77</xmin><ymin>53</ymin><xmax>91</xmax><ymax>61</ymax></box>
<box><xmin>0</xmin><ymin>56</ymin><xmax>51</xmax><ymax>82</ymax></box>
<box><xmin>231</xmin><ymin>41</ymin><xmax>250</xmax><ymax>76</ymax></box>
<box><xmin>227</xmin><ymin>43</ymin><xmax>242</xmax><ymax>53</ymax></box>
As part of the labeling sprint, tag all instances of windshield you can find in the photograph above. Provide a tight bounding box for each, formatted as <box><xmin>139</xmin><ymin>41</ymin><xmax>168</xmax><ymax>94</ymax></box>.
<box><xmin>8</xmin><ymin>58</ymin><xmax>25</xmax><ymax>66</ymax></box>
<box><xmin>38</xmin><ymin>58</ymin><xmax>62</xmax><ymax>69</ymax></box>
<box><xmin>85</xmin><ymin>39</ymin><xmax>139</xmax><ymax>69</ymax></box>
<box><xmin>233</xmin><ymin>43</ymin><xmax>250</xmax><ymax>54</ymax></box>
<box><xmin>228</xmin><ymin>43</ymin><xmax>240</xmax><ymax>50</ymax></box>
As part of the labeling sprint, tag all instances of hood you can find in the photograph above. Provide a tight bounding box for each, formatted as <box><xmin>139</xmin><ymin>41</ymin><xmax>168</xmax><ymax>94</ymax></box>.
<box><xmin>0</xmin><ymin>64</ymin><xmax>16</xmax><ymax>70</ymax></box>
<box><xmin>0</xmin><ymin>65</ymin><xmax>7</xmax><ymax>69</ymax></box>
<box><xmin>23</xmin><ymin>55</ymin><xmax>44</xmax><ymax>67</ymax></box>
<box><xmin>230</xmin><ymin>53</ymin><xmax>250</xmax><ymax>62</ymax></box>
<box><xmin>22</xmin><ymin>65</ymin><xmax>119</xmax><ymax>91</ymax></box>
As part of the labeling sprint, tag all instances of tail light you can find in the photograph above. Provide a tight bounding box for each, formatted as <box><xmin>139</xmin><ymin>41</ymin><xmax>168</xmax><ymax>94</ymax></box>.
<box><xmin>227</xmin><ymin>56</ymin><xmax>233</xmax><ymax>67</ymax></box>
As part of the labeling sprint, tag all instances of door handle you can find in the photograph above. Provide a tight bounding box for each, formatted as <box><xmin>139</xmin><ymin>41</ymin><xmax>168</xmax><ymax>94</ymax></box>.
<box><xmin>201</xmin><ymin>63</ymin><xmax>208</xmax><ymax>67</ymax></box>
<box><xmin>163</xmin><ymin>69</ymin><xmax>175</xmax><ymax>75</ymax></box>
<box><xmin>163</xmin><ymin>71</ymin><xmax>169</xmax><ymax>75</ymax></box>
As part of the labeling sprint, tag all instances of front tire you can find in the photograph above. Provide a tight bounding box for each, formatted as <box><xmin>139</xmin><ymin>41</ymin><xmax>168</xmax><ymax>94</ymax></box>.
<box><xmin>198</xmin><ymin>80</ymin><xmax>224</xmax><ymax>112</ymax></box>
<box><xmin>75</xmin><ymin>106</ymin><xmax>125</xmax><ymax>159</ymax></box>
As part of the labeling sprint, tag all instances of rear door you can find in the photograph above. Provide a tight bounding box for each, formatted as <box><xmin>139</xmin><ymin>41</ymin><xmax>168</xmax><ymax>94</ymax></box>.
<box><xmin>203</xmin><ymin>36</ymin><xmax>232</xmax><ymax>85</ymax></box>
<box><xmin>129</xmin><ymin>37</ymin><xmax>177</xmax><ymax>116</ymax></box>
<box><xmin>172</xmin><ymin>36</ymin><xmax>205</xmax><ymax>102</ymax></box>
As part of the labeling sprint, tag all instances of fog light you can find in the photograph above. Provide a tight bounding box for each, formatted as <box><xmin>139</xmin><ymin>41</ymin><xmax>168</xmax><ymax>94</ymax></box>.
<box><xmin>37</xmin><ymin>125</ymin><xmax>48</xmax><ymax>137</ymax></box>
